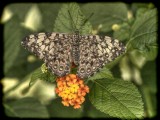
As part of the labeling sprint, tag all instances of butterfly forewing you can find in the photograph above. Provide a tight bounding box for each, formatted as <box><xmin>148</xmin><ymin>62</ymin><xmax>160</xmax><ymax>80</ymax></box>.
<box><xmin>21</xmin><ymin>32</ymin><xmax>72</xmax><ymax>77</ymax></box>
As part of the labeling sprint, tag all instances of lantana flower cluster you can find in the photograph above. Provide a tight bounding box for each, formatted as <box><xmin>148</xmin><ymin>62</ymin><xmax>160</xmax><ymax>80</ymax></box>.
<box><xmin>55</xmin><ymin>74</ymin><xmax>89</xmax><ymax>109</ymax></box>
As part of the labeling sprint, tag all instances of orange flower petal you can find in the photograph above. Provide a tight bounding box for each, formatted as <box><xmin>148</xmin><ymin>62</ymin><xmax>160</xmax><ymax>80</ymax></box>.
<box><xmin>74</xmin><ymin>104</ymin><xmax>81</xmax><ymax>109</ymax></box>
<box><xmin>62</xmin><ymin>101</ymin><xmax>69</xmax><ymax>106</ymax></box>
<box><xmin>55</xmin><ymin>74</ymin><xmax>89</xmax><ymax>109</ymax></box>
<box><xmin>69</xmin><ymin>74</ymin><xmax>76</xmax><ymax>79</ymax></box>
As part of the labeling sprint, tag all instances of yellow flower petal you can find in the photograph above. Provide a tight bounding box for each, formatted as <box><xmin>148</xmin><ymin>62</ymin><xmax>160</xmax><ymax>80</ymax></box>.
<box><xmin>55</xmin><ymin>74</ymin><xmax>90</xmax><ymax>109</ymax></box>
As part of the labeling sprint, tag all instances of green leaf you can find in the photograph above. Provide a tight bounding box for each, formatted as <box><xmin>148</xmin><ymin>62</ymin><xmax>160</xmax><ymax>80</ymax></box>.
<box><xmin>38</xmin><ymin>3</ymin><xmax>61</xmax><ymax>32</ymax></box>
<box><xmin>3</xmin><ymin>15</ymin><xmax>32</xmax><ymax>78</ymax></box>
<box><xmin>128</xmin><ymin>9</ymin><xmax>157</xmax><ymax>60</ymax></box>
<box><xmin>4</xmin><ymin>16</ymin><xmax>22</xmax><ymax>75</ymax></box>
<box><xmin>131</xmin><ymin>3</ymin><xmax>154</xmax><ymax>16</ymax></box>
<box><xmin>89</xmin><ymin>78</ymin><xmax>144</xmax><ymax>118</ymax></box>
<box><xmin>53</xmin><ymin>2</ymin><xmax>92</xmax><ymax>34</ymax></box>
<box><xmin>140</xmin><ymin>45</ymin><xmax>158</xmax><ymax>61</ymax></box>
<box><xmin>3</xmin><ymin>13</ymin><xmax>42</xmax><ymax>78</ymax></box>
<box><xmin>135</xmin><ymin>8</ymin><xmax>148</xmax><ymax>18</ymax></box>
<box><xmin>129</xmin><ymin>50</ymin><xmax>146</xmax><ymax>69</ymax></box>
<box><xmin>30</xmin><ymin>65</ymin><xmax>56</xmax><ymax>86</ymax></box>
<box><xmin>21</xmin><ymin>4</ymin><xmax>43</xmax><ymax>31</ymax></box>
<box><xmin>86</xmin><ymin>105</ymin><xmax>109</xmax><ymax>118</ymax></box>
<box><xmin>5</xmin><ymin>3</ymin><xmax>32</xmax><ymax>21</ymax></box>
<box><xmin>113</xmin><ymin>23</ymin><xmax>130</xmax><ymax>42</ymax></box>
<box><xmin>4</xmin><ymin>97</ymin><xmax>49</xmax><ymax>118</ymax></box>
<box><xmin>30</xmin><ymin>67</ymin><xmax>42</xmax><ymax>86</ymax></box>
<box><xmin>141</xmin><ymin>61</ymin><xmax>157</xmax><ymax>117</ymax></box>
<box><xmin>7</xmin><ymin>4</ymin><xmax>44</xmax><ymax>31</ymax></box>
<box><xmin>141</xmin><ymin>61</ymin><xmax>157</xmax><ymax>94</ymax></box>
<box><xmin>105</xmin><ymin>52</ymin><xmax>126</xmax><ymax>69</ymax></box>
<box><xmin>83</xmin><ymin>98</ymin><xmax>109</xmax><ymax>118</ymax></box>
<box><xmin>119</xmin><ymin>54</ymin><xmax>144</xmax><ymax>85</ymax></box>
<box><xmin>88</xmin><ymin>67</ymin><xmax>113</xmax><ymax>81</ymax></box>
<box><xmin>40</xmin><ymin>68</ymin><xmax>56</xmax><ymax>83</ymax></box>
<box><xmin>119</xmin><ymin>56</ymin><xmax>132</xmax><ymax>81</ymax></box>
<box><xmin>81</xmin><ymin>2</ymin><xmax>128</xmax><ymax>32</ymax></box>
<box><xmin>47</xmin><ymin>98</ymin><xmax>82</xmax><ymax>118</ymax></box>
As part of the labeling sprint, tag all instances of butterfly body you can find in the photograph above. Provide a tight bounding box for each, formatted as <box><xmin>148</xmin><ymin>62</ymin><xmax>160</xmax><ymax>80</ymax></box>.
<box><xmin>71</xmin><ymin>30</ymin><xmax>80</xmax><ymax>66</ymax></box>
<box><xmin>21</xmin><ymin>32</ymin><xmax>125</xmax><ymax>79</ymax></box>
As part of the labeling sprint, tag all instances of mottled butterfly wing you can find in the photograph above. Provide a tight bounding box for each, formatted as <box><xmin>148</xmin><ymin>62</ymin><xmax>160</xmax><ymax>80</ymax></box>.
<box><xmin>21</xmin><ymin>33</ymin><xmax>72</xmax><ymax>77</ymax></box>
<box><xmin>77</xmin><ymin>35</ymin><xmax>125</xmax><ymax>79</ymax></box>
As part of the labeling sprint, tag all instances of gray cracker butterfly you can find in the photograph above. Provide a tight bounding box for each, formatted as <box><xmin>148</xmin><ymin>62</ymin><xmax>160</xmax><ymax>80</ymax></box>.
<box><xmin>21</xmin><ymin>31</ymin><xmax>126</xmax><ymax>79</ymax></box>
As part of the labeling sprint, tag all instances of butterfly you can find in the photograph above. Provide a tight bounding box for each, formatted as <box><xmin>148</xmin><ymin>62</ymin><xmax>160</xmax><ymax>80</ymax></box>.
<box><xmin>21</xmin><ymin>31</ymin><xmax>126</xmax><ymax>79</ymax></box>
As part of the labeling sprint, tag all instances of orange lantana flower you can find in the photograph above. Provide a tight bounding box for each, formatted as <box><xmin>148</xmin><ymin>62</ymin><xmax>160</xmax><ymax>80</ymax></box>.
<box><xmin>55</xmin><ymin>74</ymin><xmax>89</xmax><ymax>109</ymax></box>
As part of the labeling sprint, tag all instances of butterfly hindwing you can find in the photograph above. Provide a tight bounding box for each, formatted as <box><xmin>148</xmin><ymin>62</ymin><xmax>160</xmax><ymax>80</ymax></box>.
<box><xmin>21</xmin><ymin>32</ymin><xmax>72</xmax><ymax>77</ymax></box>
<box><xmin>77</xmin><ymin>35</ymin><xmax>99</xmax><ymax>79</ymax></box>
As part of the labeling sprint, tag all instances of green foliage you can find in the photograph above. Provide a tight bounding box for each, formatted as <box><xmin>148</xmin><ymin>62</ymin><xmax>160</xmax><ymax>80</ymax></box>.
<box><xmin>54</xmin><ymin>2</ymin><xmax>92</xmax><ymax>34</ymax></box>
<box><xmin>113</xmin><ymin>22</ymin><xmax>130</xmax><ymax>42</ymax></box>
<box><xmin>4</xmin><ymin>15</ymin><xmax>30</xmax><ymax>78</ymax></box>
<box><xmin>128</xmin><ymin>9</ymin><xmax>157</xmax><ymax>53</ymax></box>
<box><xmin>81</xmin><ymin>3</ymin><xmax>128</xmax><ymax>32</ymax></box>
<box><xmin>47</xmin><ymin>98</ymin><xmax>82</xmax><ymax>118</ymax></box>
<box><xmin>4</xmin><ymin>97</ymin><xmax>49</xmax><ymax>118</ymax></box>
<box><xmin>88</xmin><ymin>67</ymin><xmax>113</xmax><ymax>81</ymax></box>
<box><xmin>2</xmin><ymin>2</ymin><xmax>157</xmax><ymax>119</ymax></box>
<box><xmin>89</xmin><ymin>78</ymin><xmax>144</xmax><ymax>119</ymax></box>
<box><xmin>141</xmin><ymin>61</ymin><xmax>157</xmax><ymax>117</ymax></box>
<box><xmin>29</xmin><ymin>64</ymin><xmax>56</xmax><ymax>87</ymax></box>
